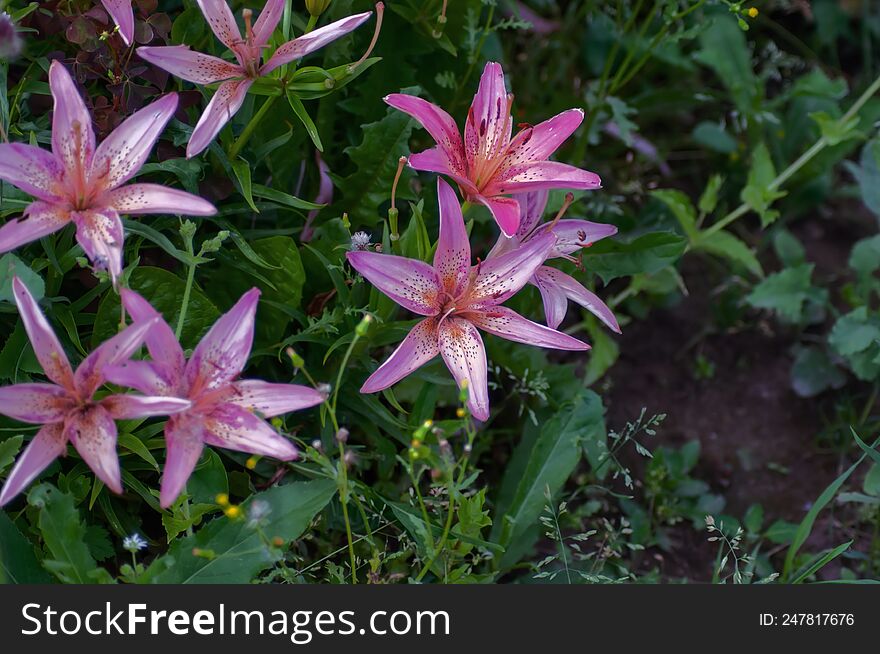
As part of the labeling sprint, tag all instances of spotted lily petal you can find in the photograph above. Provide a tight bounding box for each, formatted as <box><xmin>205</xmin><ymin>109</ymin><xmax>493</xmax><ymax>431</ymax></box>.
<box><xmin>185</xmin><ymin>288</ymin><xmax>259</xmax><ymax>395</ymax></box>
<box><xmin>48</xmin><ymin>61</ymin><xmax>95</xmax><ymax>173</ymax></box>
<box><xmin>469</xmin><ymin>230</ymin><xmax>555</xmax><ymax>305</ymax></box>
<box><xmin>253</xmin><ymin>0</ymin><xmax>285</xmax><ymax>46</ymax></box>
<box><xmin>103</xmin><ymin>183</ymin><xmax>217</xmax><ymax>216</ymax></box>
<box><xmin>220</xmin><ymin>380</ymin><xmax>326</xmax><ymax>418</ymax></box>
<box><xmin>0</xmin><ymin>202</ymin><xmax>69</xmax><ymax>254</ymax></box>
<box><xmin>187</xmin><ymin>78</ymin><xmax>253</xmax><ymax>158</ymax></box>
<box><xmin>346</xmin><ymin>250</ymin><xmax>442</xmax><ymax>316</ymax></box>
<box><xmin>539</xmin><ymin>219</ymin><xmax>617</xmax><ymax>257</ymax></box>
<box><xmin>103</xmin><ymin>360</ymin><xmax>174</xmax><ymax>396</ymax></box>
<box><xmin>260</xmin><ymin>12</ymin><xmax>373</xmax><ymax>76</ymax></box>
<box><xmin>64</xmin><ymin>404</ymin><xmax>122</xmax><ymax>493</ymax></box>
<box><xmin>137</xmin><ymin>45</ymin><xmax>244</xmax><ymax>84</ymax></box>
<box><xmin>0</xmin><ymin>383</ymin><xmax>71</xmax><ymax>424</ymax></box>
<box><xmin>485</xmin><ymin>160</ymin><xmax>601</xmax><ymax>196</ymax></box>
<box><xmin>0</xmin><ymin>143</ymin><xmax>64</xmax><ymax>202</ymax></box>
<box><xmin>438</xmin><ymin>317</ymin><xmax>489</xmax><ymax>421</ymax></box>
<box><xmin>159</xmin><ymin>414</ymin><xmax>206</xmax><ymax>508</ymax></box>
<box><xmin>533</xmin><ymin>266</ymin><xmax>621</xmax><ymax>333</ymax></box>
<box><xmin>502</xmin><ymin>109</ymin><xmax>584</xmax><ymax>168</ymax></box>
<box><xmin>101</xmin><ymin>394</ymin><xmax>191</xmax><ymax>420</ymax></box>
<box><xmin>468</xmin><ymin>305</ymin><xmax>590</xmax><ymax>350</ymax></box>
<box><xmin>195</xmin><ymin>0</ymin><xmax>242</xmax><ymax>51</ymax></box>
<box><xmin>90</xmin><ymin>93</ymin><xmax>178</xmax><ymax>190</ymax></box>
<box><xmin>474</xmin><ymin>194</ymin><xmax>520</xmax><ymax>237</ymax></box>
<box><xmin>74</xmin><ymin>317</ymin><xmax>157</xmax><ymax>398</ymax></box>
<box><xmin>434</xmin><ymin>178</ymin><xmax>471</xmax><ymax>296</ymax></box>
<box><xmin>203</xmin><ymin>403</ymin><xmax>298</xmax><ymax>460</ymax></box>
<box><xmin>0</xmin><ymin>423</ymin><xmax>66</xmax><ymax>507</ymax></box>
<box><xmin>12</xmin><ymin>277</ymin><xmax>75</xmax><ymax>389</ymax></box>
<box><xmin>361</xmin><ymin>317</ymin><xmax>440</xmax><ymax>393</ymax></box>
<box><xmin>100</xmin><ymin>0</ymin><xmax>135</xmax><ymax>45</ymax></box>
<box><xmin>119</xmin><ymin>288</ymin><xmax>186</xmax><ymax>377</ymax></box>
<box><xmin>72</xmin><ymin>207</ymin><xmax>124</xmax><ymax>281</ymax></box>
<box><xmin>464</xmin><ymin>62</ymin><xmax>511</xmax><ymax>172</ymax></box>
<box><xmin>383</xmin><ymin>94</ymin><xmax>467</xmax><ymax>176</ymax></box>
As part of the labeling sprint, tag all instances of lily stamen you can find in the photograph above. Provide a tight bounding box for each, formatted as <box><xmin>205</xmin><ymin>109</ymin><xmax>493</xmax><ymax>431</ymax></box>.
<box><xmin>548</xmin><ymin>192</ymin><xmax>575</xmax><ymax>230</ymax></box>
<box><xmin>349</xmin><ymin>2</ymin><xmax>384</xmax><ymax>72</ymax></box>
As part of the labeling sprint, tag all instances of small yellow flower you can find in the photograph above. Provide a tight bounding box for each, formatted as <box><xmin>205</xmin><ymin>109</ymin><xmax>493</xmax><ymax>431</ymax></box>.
<box><xmin>224</xmin><ymin>505</ymin><xmax>242</xmax><ymax>519</ymax></box>
<box><xmin>215</xmin><ymin>493</ymin><xmax>230</xmax><ymax>506</ymax></box>
<box><xmin>456</xmin><ymin>408</ymin><xmax>467</xmax><ymax>418</ymax></box>
<box><xmin>747</xmin><ymin>7</ymin><xmax>758</xmax><ymax>18</ymax></box>
<box><xmin>245</xmin><ymin>456</ymin><xmax>259</xmax><ymax>470</ymax></box>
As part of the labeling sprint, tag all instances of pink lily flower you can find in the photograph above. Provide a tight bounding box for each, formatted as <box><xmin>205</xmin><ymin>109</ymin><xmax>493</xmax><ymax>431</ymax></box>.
<box><xmin>488</xmin><ymin>191</ymin><xmax>621</xmax><ymax>332</ymax></box>
<box><xmin>137</xmin><ymin>0</ymin><xmax>373</xmax><ymax>157</ymax></box>
<box><xmin>104</xmin><ymin>287</ymin><xmax>326</xmax><ymax>508</ymax></box>
<box><xmin>0</xmin><ymin>61</ymin><xmax>216</xmax><ymax>283</ymax></box>
<box><xmin>384</xmin><ymin>62</ymin><xmax>601</xmax><ymax>237</ymax></box>
<box><xmin>347</xmin><ymin>179</ymin><xmax>589</xmax><ymax>421</ymax></box>
<box><xmin>100</xmin><ymin>0</ymin><xmax>135</xmax><ymax>46</ymax></box>
<box><xmin>0</xmin><ymin>278</ymin><xmax>191</xmax><ymax>506</ymax></box>
<box><xmin>302</xmin><ymin>150</ymin><xmax>333</xmax><ymax>243</ymax></box>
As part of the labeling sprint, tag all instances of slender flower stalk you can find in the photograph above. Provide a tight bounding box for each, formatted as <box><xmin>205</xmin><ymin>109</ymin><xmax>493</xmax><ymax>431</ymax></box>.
<box><xmin>100</xmin><ymin>0</ymin><xmax>135</xmax><ymax>45</ymax></box>
<box><xmin>347</xmin><ymin>179</ymin><xmax>589</xmax><ymax>420</ymax></box>
<box><xmin>385</xmin><ymin>62</ymin><xmax>601</xmax><ymax>236</ymax></box>
<box><xmin>0</xmin><ymin>278</ymin><xmax>191</xmax><ymax>506</ymax></box>
<box><xmin>104</xmin><ymin>288</ymin><xmax>326</xmax><ymax>508</ymax></box>
<box><xmin>488</xmin><ymin>191</ymin><xmax>621</xmax><ymax>332</ymax></box>
<box><xmin>0</xmin><ymin>61</ymin><xmax>216</xmax><ymax>283</ymax></box>
<box><xmin>137</xmin><ymin>0</ymin><xmax>374</xmax><ymax>157</ymax></box>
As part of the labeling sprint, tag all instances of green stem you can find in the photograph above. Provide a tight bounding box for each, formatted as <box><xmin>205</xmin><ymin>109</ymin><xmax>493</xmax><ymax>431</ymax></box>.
<box><xmin>337</xmin><ymin>440</ymin><xmax>358</xmax><ymax>584</ymax></box>
<box><xmin>175</xmin><ymin>239</ymin><xmax>196</xmax><ymax>340</ymax></box>
<box><xmin>699</xmin><ymin>72</ymin><xmax>880</xmax><ymax>242</ymax></box>
<box><xmin>227</xmin><ymin>94</ymin><xmax>280</xmax><ymax>161</ymax></box>
<box><xmin>414</xmin><ymin>492</ymin><xmax>456</xmax><ymax>582</ymax></box>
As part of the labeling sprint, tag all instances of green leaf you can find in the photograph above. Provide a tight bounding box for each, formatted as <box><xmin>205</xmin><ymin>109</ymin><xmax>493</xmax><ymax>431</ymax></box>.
<box><xmin>698</xmin><ymin>174</ymin><xmax>725</xmax><ymax>215</ymax></box>
<box><xmin>580</xmin><ymin>232</ymin><xmax>687</xmax><ymax>284</ymax></box>
<box><xmin>848</xmin><ymin>234</ymin><xmax>880</xmax><ymax>276</ymax></box>
<box><xmin>790</xmin><ymin>541</ymin><xmax>852</xmax><ymax>584</ymax></box>
<box><xmin>0</xmin><ymin>253</ymin><xmax>44</xmax><ymax>302</ymax></box>
<box><xmin>141</xmin><ymin>479</ymin><xmax>337</xmax><ymax>583</ymax></box>
<box><xmin>695</xmin><ymin>231</ymin><xmax>762</xmax><ymax>277</ymax></box>
<box><xmin>27</xmin><ymin>483</ymin><xmax>113</xmax><ymax>583</ymax></box>
<box><xmin>844</xmin><ymin>139</ymin><xmax>880</xmax><ymax>219</ymax></box>
<box><xmin>696</xmin><ymin>15</ymin><xmax>759</xmax><ymax>113</ymax></box>
<box><xmin>773</xmin><ymin>229</ymin><xmax>806</xmax><ymax>267</ymax></box>
<box><xmin>0</xmin><ymin>435</ymin><xmax>23</xmax><ymax>473</ymax></box>
<box><xmin>286</xmin><ymin>92</ymin><xmax>324</xmax><ymax>152</ymax></box>
<box><xmin>494</xmin><ymin>389</ymin><xmax>604</xmax><ymax>568</ymax></box>
<box><xmin>863</xmin><ymin>463</ymin><xmax>880</xmax><ymax>496</ymax></box>
<box><xmin>251</xmin><ymin>184</ymin><xmax>322</xmax><ymax>211</ymax></box>
<box><xmin>651</xmin><ymin>189</ymin><xmax>697</xmax><ymax>239</ymax></box>
<box><xmin>740</xmin><ymin>143</ymin><xmax>787</xmax><ymax>227</ymax></box>
<box><xmin>829</xmin><ymin>307</ymin><xmax>880</xmax><ymax>356</ymax></box>
<box><xmin>230</xmin><ymin>158</ymin><xmax>259</xmax><ymax>212</ymax></box>
<box><xmin>745</xmin><ymin>264</ymin><xmax>814</xmax><ymax>323</ymax></box>
<box><xmin>0</xmin><ymin>511</ymin><xmax>53</xmax><ymax>584</ymax></box>
<box><xmin>810</xmin><ymin>111</ymin><xmax>861</xmax><ymax>146</ymax></box>
<box><xmin>607</xmin><ymin>96</ymin><xmax>637</xmax><ymax>146</ymax></box>
<box><xmin>790</xmin><ymin>346</ymin><xmax>846</xmax><ymax>398</ymax></box>
<box><xmin>92</xmin><ymin>267</ymin><xmax>220</xmax><ymax>350</ymax></box>
<box><xmin>341</xmin><ymin>88</ymin><xmax>418</xmax><ymax>225</ymax></box>
<box><xmin>692</xmin><ymin>122</ymin><xmax>737</xmax><ymax>154</ymax></box>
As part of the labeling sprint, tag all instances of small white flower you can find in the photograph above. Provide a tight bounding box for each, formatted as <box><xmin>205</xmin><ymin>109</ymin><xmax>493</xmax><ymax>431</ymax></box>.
<box><xmin>351</xmin><ymin>231</ymin><xmax>372</xmax><ymax>250</ymax></box>
<box><xmin>247</xmin><ymin>500</ymin><xmax>271</xmax><ymax>528</ymax></box>
<box><xmin>122</xmin><ymin>533</ymin><xmax>147</xmax><ymax>552</ymax></box>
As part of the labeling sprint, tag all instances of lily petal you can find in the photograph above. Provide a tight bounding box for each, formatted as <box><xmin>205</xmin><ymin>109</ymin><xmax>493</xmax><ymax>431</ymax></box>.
<box><xmin>464</xmin><ymin>62</ymin><xmax>511</xmax><ymax>171</ymax></box>
<box><xmin>0</xmin><ymin>143</ymin><xmax>65</xmax><ymax>202</ymax></box>
<box><xmin>539</xmin><ymin>219</ymin><xmax>617</xmax><ymax>258</ymax></box>
<box><xmin>72</xmin><ymin>208</ymin><xmax>124</xmax><ymax>281</ymax></box>
<box><xmin>100</xmin><ymin>0</ymin><xmax>135</xmax><ymax>45</ymax></box>
<box><xmin>0</xmin><ymin>202</ymin><xmax>69</xmax><ymax>254</ymax></box>
<box><xmin>119</xmin><ymin>288</ymin><xmax>186</xmax><ymax>377</ymax></box>
<box><xmin>260</xmin><ymin>11</ymin><xmax>373</xmax><ymax>76</ymax></box>
<box><xmin>187</xmin><ymin>78</ymin><xmax>253</xmax><ymax>158</ymax></box>
<box><xmin>136</xmin><ymin>45</ymin><xmax>244</xmax><ymax>84</ymax></box>
<box><xmin>434</xmin><ymin>178</ymin><xmax>470</xmax><ymax>296</ymax></box>
<box><xmin>203</xmin><ymin>403</ymin><xmax>298</xmax><ymax>460</ymax></box>
<box><xmin>468</xmin><ymin>305</ymin><xmax>590</xmax><ymax>350</ymax></box>
<box><xmin>159</xmin><ymin>414</ymin><xmax>206</xmax><ymax>508</ymax></box>
<box><xmin>438</xmin><ymin>317</ymin><xmax>489</xmax><ymax>421</ymax></box>
<box><xmin>346</xmin><ymin>250</ymin><xmax>442</xmax><ymax>316</ymax></box>
<box><xmin>0</xmin><ymin>383</ymin><xmax>71</xmax><ymax>424</ymax></box>
<box><xmin>48</xmin><ymin>61</ymin><xmax>96</xmax><ymax>173</ymax></box>
<box><xmin>514</xmin><ymin>190</ymin><xmax>549</xmax><ymax>240</ymax></box>
<box><xmin>90</xmin><ymin>93</ymin><xmax>178</xmax><ymax>190</ymax></box>
<box><xmin>469</xmin><ymin>230</ymin><xmax>555</xmax><ymax>305</ymax></box>
<box><xmin>185</xmin><ymin>288</ymin><xmax>259</xmax><ymax>394</ymax></box>
<box><xmin>361</xmin><ymin>317</ymin><xmax>440</xmax><ymax>393</ymax></box>
<box><xmin>503</xmin><ymin>109</ymin><xmax>584</xmax><ymax>168</ymax></box>
<box><xmin>384</xmin><ymin>94</ymin><xmax>467</xmax><ymax>176</ymax></box>
<box><xmin>0</xmin><ymin>423</ymin><xmax>67</xmax><ymax>507</ymax></box>
<box><xmin>104</xmin><ymin>360</ymin><xmax>174</xmax><ymax>396</ymax></box>
<box><xmin>195</xmin><ymin>0</ymin><xmax>241</xmax><ymax>51</ymax></box>
<box><xmin>103</xmin><ymin>183</ymin><xmax>217</xmax><ymax>216</ymax></box>
<box><xmin>533</xmin><ymin>266</ymin><xmax>620</xmax><ymax>333</ymax></box>
<box><xmin>485</xmin><ymin>160</ymin><xmax>602</xmax><ymax>196</ymax></box>
<box><xmin>102</xmin><ymin>394</ymin><xmax>191</xmax><ymax>420</ymax></box>
<box><xmin>219</xmin><ymin>380</ymin><xmax>326</xmax><ymax>417</ymax></box>
<box><xmin>64</xmin><ymin>404</ymin><xmax>122</xmax><ymax>493</ymax></box>
<box><xmin>475</xmin><ymin>194</ymin><xmax>520</xmax><ymax>237</ymax></box>
<box><xmin>302</xmin><ymin>151</ymin><xmax>333</xmax><ymax>242</ymax></box>
<box><xmin>12</xmin><ymin>277</ymin><xmax>75</xmax><ymax>389</ymax></box>
<box><xmin>531</xmin><ymin>268</ymin><xmax>569</xmax><ymax>329</ymax></box>
<box><xmin>253</xmin><ymin>0</ymin><xmax>285</xmax><ymax>47</ymax></box>
<box><xmin>407</xmin><ymin>147</ymin><xmax>477</xmax><ymax>195</ymax></box>
<box><xmin>74</xmin><ymin>317</ymin><xmax>157</xmax><ymax>398</ymax></box>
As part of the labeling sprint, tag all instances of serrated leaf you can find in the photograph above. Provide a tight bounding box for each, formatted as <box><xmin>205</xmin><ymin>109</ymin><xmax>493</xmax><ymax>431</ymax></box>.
<box><xmin>580</xmin><ymin>232</ymin><xmax>687</xmax><ymax>284</ymax></box>
<box><xmin>696</xmin><ymin>230</ymin><xmax>762</xmax><ymax>276</ymax></box>
<box><xmin>740</xmin><ymin>143</ymin><xmax>787</xmax><ymax>228</ymax></box>
<box><xmin>745</xmin><ymin>264</ymin><xmax>814</xmax><ymax>322</ymax></box>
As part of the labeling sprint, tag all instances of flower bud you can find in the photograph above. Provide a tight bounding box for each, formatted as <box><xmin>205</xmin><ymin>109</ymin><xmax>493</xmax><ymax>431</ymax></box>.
<box><xmin>286</xmin><ymin>347</ymin><xmax>305</xmax><ymax>369</ymax></box>
<box><xmin>306</xmin><ymin>0</ymin><xmax>332</xmax><ymax>17</ymax></box>
<box><xmin>335</xmin><ymin>427</ymin><xmax>349</xmax><ymax>443</ymax></box>
<box><xmin>0</xmin><ymin>13</ymin><xmax>22</xmax><ymax>60</ymax></box>
<box><xmin>355</xmin><ymin>313</ymin><xmax>373</xmax><ymax>337</ymax></box>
